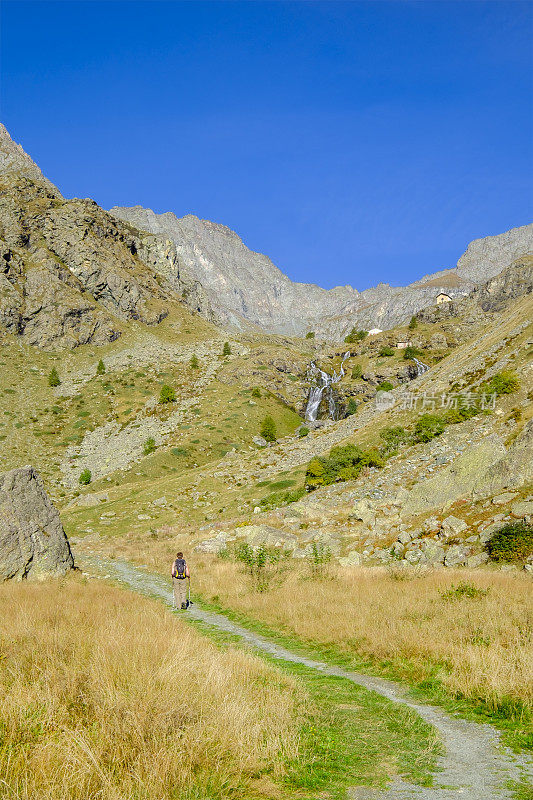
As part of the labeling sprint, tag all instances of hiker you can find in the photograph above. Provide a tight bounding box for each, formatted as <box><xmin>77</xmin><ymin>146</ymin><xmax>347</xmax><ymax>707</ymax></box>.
<box><xmin>171</xmin><ymin>552</ymin><xmax>190</xmax><ymax>609</ymax></box>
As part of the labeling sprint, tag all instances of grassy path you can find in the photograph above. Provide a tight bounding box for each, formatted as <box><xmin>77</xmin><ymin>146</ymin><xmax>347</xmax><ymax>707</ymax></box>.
<box><xmin>77</xmin><ymin>553</ymin><xmax>532</xmax><ymax>800</ymax></box>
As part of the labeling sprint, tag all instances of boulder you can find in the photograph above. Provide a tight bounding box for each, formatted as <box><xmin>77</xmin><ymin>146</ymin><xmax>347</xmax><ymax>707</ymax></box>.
<box><xmin>338</xmin><ymin>550</ymin><xmax>362</xmax><ymax>567</ymax></box>
<box><xmin>444</xmin><ymin>545</ymin><xmax>471</xmax><ymax>567</ymax></box>
<box><xmin>403</xmin><ymin>435</ymin><xmax>506</xmax><ymax>515</ymax></box>
<box><xmin>0</xmin><ymin>466</ymin><xmax>74</xmax><ymax>581</ymax></box>
<box><xmin>479</xmin><ymin>420</ymin><xmax>533</xmax><ymax>496</ymax></box>
<box><xmin>511</xmin><ymin>500</ymin><xmax>533</xmax><ymax>519</ymax></box>
<box><xmin>236</xmin><ymin>524</ymin><xmax>299</xmax><ymax>550</ymax></box>
<box><xmin>441</xmin><ymin>515</ymin><xmax>468</xmax><ymax>536</ymax></box>
<box><xmin>492</xmin><ymin>491</ymin><xmax>519</xmax><ymax>506</ymax></box>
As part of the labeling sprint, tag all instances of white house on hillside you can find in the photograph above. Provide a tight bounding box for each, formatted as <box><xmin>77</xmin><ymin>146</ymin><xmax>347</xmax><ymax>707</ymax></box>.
<box><xmin>436</xmin><ymin>292</ymin><xmax>452</xmax><ymax>304</ymax></box>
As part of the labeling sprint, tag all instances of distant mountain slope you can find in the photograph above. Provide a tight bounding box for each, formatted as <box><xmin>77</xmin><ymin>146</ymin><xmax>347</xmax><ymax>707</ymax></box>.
<box><xmin>111</xmin><ymin>205</ymin><xmax>533</xmax><ymax>338</ymax></box>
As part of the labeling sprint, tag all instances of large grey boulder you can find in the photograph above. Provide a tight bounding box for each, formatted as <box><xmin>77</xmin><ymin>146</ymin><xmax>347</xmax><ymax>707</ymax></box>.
<box><xmin>0</xmin><ymin>466</ymin><xmax>74</xmax><ymax>581</ymax></box>
<box><xmin>403</xmin><ymin>435</ymin><xmax>506</xmax><ymax>516</ymax></box>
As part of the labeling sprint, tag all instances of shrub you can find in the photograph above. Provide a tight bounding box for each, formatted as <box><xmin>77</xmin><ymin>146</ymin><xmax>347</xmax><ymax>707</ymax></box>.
<box><xmin>377</xmin><ymin>380</ymin><xmax>394</xmax><ymax>391</ymax></box>
<box><xmin>485</xmin><ymin>370</ymin><xmax>520</xmax><ymax>396</ymax></box>
<box><xmin>307</xmin><ymin>541</ymin><xmax>332</xmax><ymax>579</ymax></box>
<box><xmin>47</xmin><ymin>368</ymin><xmax>60</xmax><ymax>387</ymax></box>
<box><xmin>442</xmin><ymin>582</ymin><xmax>489</xmax><ymax>600</ymax></box>
<box><xmin>143</xmin><ymin>437</ymin><xmax>156</xmax><ymax>455</ymax></box>
<box><xmin>190</xmin><ymin>354</ymin><xmax>199</xmax><ymax>369</ymax></box>
<box><xmin>346</xmin><ymin>398</ymin><xmax>358</xmax><ymax>416</ymax></box>
<box><xmin>408</xmin><ymin>316</ymin><xmax>418</xmax><ymax>330</ymax></box>
<box><xmin>159</xmin><ymin>384</ymin><xmax>176</xmax><ymax>404</ymax></box>
<box><xmin>351</xmin><ymin>364</ymin><xmax>363</xmax><ymax>380</ymax></box>
<box><xmin>379</xmin><ymin>346</ymin><xmax>395</xmax><ymax>357</ymax></box>
<box><xmin>222</xmin><ymin>342</ymin><xmax>232</xmax><ymax>356</ymax></box>
<box><xmin>380</xmin><ymin>425</ymin><xmax>408</xmax><ymax>454</ymax></box>
<box><xmin>414</xmin><ymin>414</ymin><xmax>445</xmax><ymax>442</ymax></box>
<box><xmin>79</xmin><ymin>468</ymin><xmax>92</xmax><ymax>485</ymax></box>
<box><xmin>305</xmin><ymin>331</ymin><xmax>315</xmax><ymax>339</ymax></box>
<box><xmin>251</xmin><ymin>387</ymin><xmax>261</xmax><ymax>398</ymax></box>
<box><xmin>96</xmin><ymin>359</ymin><xmax>105</xmax><ymax>375</ymax></box>
<box><xmin>403</xmin><ymin>345</ymin><xmax>422</xmax><ymax>360</ymax></box>
<box><xmin>305</xmin><ymin>444</ymin><xmax>384</xmax><ymax>490</ymax></box>
<box><xmin>260</xmin><ymin>415</ymin><xmax>277</xmax><ymax>443</ymax></box>
<box><xmin>344</xmin><ymin>328</ymin><xmax>368</xmax><ymax>343</ymax></box>
<box><xmin>485</xmin><ymin>522</ymin><xmax>533</xmax><ymax>564</ymax></box>
<box><xmin>299</xmin><ymin>426</ymin><xmax>310</xmax><ymax>437</ymax></box>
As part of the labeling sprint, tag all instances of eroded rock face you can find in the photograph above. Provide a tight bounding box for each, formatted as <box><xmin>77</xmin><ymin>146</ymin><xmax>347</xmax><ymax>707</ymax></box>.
<box><xmin>0</xmin><ymin>466</ymin><xmax>74</xmax><ymax>581</ymax></box>
<box><xmin>111</xmin><ymin>204</ymin><xmax>533</xmax><ymax>338</ymax></box>
<box><xmin>0</xmin><ymin>126</ymin><xmax>216</xmax><ymax>349</ymax></box>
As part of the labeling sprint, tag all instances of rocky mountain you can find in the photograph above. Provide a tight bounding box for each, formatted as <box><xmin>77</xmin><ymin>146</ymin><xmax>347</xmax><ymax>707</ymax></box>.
<box><xmin>111</xmin><ymin>204</ymin><xmax>533</xmax><ymax>338</ymax></box>
<box><xmin>0</xmin><ymin>126</ymin><xmax>215</xmax><ymax>349</ymax></box>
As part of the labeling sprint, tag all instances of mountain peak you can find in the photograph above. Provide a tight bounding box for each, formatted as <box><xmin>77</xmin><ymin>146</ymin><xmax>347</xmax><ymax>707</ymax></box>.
<box><xmin>0</xmin><ymin>123</ymin><xmax>59</xmax><ymax>194</ymax></box>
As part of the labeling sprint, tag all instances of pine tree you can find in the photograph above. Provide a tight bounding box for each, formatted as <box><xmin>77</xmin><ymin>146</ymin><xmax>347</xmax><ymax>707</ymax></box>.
<box><xmin>260</xmin><ymin>415</ymin><xmax>277</xmax><ymax>442</ymax></box>
<box><xmin>190</xmin><ymin>354</ymin><xmax>199</xmax><ymax>369</ymax></box>
<box><xmin>222</xmin><ymin>341</ymin><xmax>232</xmax><ymax>356</ymax></box>
<box><xmin>96</xmin><ymin>359</ymin><xmax>106</xmax><ymax>375</ymax></box>
<box><xmin>48</xmin><ymin>367</ymin><xmax>60</xmax><ymax>387</ymax></box>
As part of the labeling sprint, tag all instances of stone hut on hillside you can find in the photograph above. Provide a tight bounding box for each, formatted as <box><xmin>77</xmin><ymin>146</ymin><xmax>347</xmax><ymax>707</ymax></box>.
<box><xmin>436</xmin><ymin>292</ymin><xmax>452</xmax><ymax>304</ymax></box>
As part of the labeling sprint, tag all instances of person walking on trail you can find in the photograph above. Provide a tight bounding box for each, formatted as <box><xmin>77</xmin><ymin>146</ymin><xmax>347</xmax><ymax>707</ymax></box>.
<box><xmin>172</xmin><ymin>552</ymin><xmax>190</xmax><ymax>609</ymax></box>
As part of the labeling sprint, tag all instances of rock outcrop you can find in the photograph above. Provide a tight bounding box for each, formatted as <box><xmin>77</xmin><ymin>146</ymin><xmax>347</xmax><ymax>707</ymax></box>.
<box><xmin>111</xmin><ymin>204</ymin><xmax>533</xmax><ymax>338</ymax></box>
<box><xmin>0</xmin><ymin>466</ymin><xmax>74</xmax><ymax>580</ymax></box>
<box><xmin>0</xmin><ymin>126</ymin><xmax>216</xmax><ymax>349</ymax></box>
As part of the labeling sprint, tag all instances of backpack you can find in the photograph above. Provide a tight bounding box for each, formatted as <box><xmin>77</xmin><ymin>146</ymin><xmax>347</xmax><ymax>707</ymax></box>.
<box><xmin>173</xmin><ymin>558</ymin><xmax>187</xmax><ymax>579</ymax></box>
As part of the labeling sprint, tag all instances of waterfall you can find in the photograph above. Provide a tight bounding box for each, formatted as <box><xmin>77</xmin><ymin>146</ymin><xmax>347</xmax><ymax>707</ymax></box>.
<box><xmin>412</xmin><ymin>357</ymin><xmax>429</xmax><ymax>377</ymax></box>
<box><xmin>305</xmin><ymin>352</ymin><xmax>350</xmax><ymax>422</ymax></box>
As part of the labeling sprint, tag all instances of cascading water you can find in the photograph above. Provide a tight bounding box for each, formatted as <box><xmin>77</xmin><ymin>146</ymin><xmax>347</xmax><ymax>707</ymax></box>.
<box><xmin>412</xmin><ymin>357</ymin><xmax>429</xmax><ymax>377</ymax></box>
<box><xmin>305</xmin><ymin>352</ymin><xmax>350</xmax><ymax>422</ymax></box>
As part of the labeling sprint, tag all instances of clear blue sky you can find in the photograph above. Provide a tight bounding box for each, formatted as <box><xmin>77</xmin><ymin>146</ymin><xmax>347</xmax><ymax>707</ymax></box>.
<box><xmin>1</xmin><ymin>1</ymin><xmax>532</xmax><ymax>290</ymax></box>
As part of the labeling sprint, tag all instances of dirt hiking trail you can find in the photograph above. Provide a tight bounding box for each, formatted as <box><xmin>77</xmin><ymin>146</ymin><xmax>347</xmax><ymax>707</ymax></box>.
<box><xmin>78</xmin><ymin>552</ymin><xmax>532</xmax><ymax>800</ymax></box>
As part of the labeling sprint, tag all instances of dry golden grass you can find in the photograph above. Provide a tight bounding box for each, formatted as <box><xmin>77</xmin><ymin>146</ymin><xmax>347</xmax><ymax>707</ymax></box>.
<box><xmin>190</xmin><ymin>560</ymin><xmax>533</xmax><ymax>713</ymax></box>
<box><xmin>0</xmin><ymin>576</ymin><xmax>303</xmax><ymax>800</ymax></box>
<box><xmin>75</xmin><ymin>530</ymin><xmax>533</xmax><ymax>712</ymax></box>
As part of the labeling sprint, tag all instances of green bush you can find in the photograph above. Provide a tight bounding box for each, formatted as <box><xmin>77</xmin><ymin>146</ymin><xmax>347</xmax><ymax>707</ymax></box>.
<box><xmin>377</xmin><ymin>380</ymin><xmax>394</xmax><ymax>391</ymax></box>
<box><xmin>403</xmin><ymin>345</ymin><xmax>422</xmax><ymax>360</ymax></box>
<box><xmin>190</xmin><ymin>354</ymin><xmax>199</xmax><ymax>369</ymax></box>
<box><xmin>260</xmin><ymin>415</ymin><xmax>277</xmax><ymax>442</ymax></box>
<box><xmin>305</xmin><ymin>444</ymin><xmax>384</xmax><ymax>490</ymax></box>
<box><xmin>484</xmin><ymin>370</ymin><xmax>520</xmax><ymax>396</ymax></box>
<box><xmin>442</xmin><ymin>582</ymin><xmax>489</xmax><ymax>600</ymax></box>
<box><xmin>96</xmin><ymin>359</ymin><xmax>106</xmax><ymax>375</ymax></box>
<box><xmin>346</xmin><ymin>398</ymin><xmax>358</xmax><ymax>416</ymax></box>
<box><xmin>159</xmin><ymin>384</ymin><xmax>176</xmax><ymax>404</ymax></box>
<box><xmin>413</xmin><ymin>413</ymin><xmax>445</xmax><ymax>442</ymax></box>
<box><xmin>380</xmin><ymin>426</ymin><xmax>408</xmax><ymax>454</ymax></box>
<box><xmin>143</xmin><ymin>437</ymin><xmax>156</xmax><ymax>455</ymax></box>
<box><xmin>305</xmin><ymin>331</ymin><xmax>315</xmax><ymax>339</ymax></box>
<box><xmin>47</xmin><ymin>368</ymin><xmax>60</xmax><ymax>387</ymax></box>
<box><xmin>379</xmin><ymin>346</ymin><xmax>395</xmax><ymax>357</ymax></box>
<box><xmin>344</xmin><ymin>328</ymin><xmax>368</xmax><ymax>344</ymax></box>
<box><xmin>299</xmin><ymin>426</ymin><xmax>310</xmax><ymax>437</ymax></box>
<box><xmin>351</xmin><ymin>364</ymin><xmax>363</xmax><ymax>380</ymax></box>
<box><xmin>79</xmin><ymin>469</ymin><xmax>92</xmax><ymax>486</ymax></box>
<box><xmin>408</xmin><ymin>315</ymin><xmax>418</xmax><ymax>330</ymax></box>
<box><xmin>222</xmin><ymin>342</ymin><xmax>232</xmax><ymax>356</ymax></box>
<box><xmin>251</xmin><ymin>387</ymin><xmax>261</xmax><ymax>398</ymax></box>
<box><xmin>485</xmin><ymin>522</ymin><xmax>533</xmax><ymax>564</ymax></box>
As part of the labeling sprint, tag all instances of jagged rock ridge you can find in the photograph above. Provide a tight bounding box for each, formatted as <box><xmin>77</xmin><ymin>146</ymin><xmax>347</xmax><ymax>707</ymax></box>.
<box><xmin>111</xmin><ymin>205</ymin><xmax>533</xmax><ymax>338</ymax></box>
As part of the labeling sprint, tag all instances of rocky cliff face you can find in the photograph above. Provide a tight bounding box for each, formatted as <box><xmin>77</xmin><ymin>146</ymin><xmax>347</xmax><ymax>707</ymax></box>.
<box><xmin>0</xmin><ymin>466</ymin><xmax>74</xmax><ymax>580</ymax></box>
<box><xmin>111</xmin><ymin>205</ymin><xmax>533</xmax><ymax>339</ymax></box>
<box><xmin>0</xmin><ymin>127</ymin><xmax>216</xmax><ymax>349</ymax></box>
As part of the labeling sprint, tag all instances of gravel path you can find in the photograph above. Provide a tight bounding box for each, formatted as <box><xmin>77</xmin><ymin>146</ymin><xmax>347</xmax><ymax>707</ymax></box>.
<box><xmin>78</xmin><ymin>553</ymin><xmax>532</xmax><ymax>799</ymax></box>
